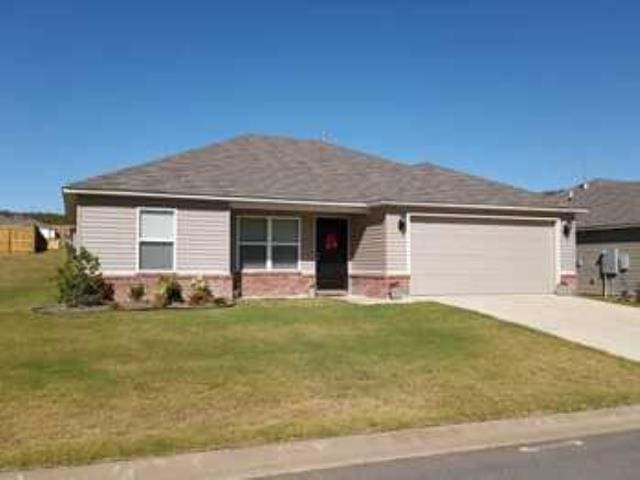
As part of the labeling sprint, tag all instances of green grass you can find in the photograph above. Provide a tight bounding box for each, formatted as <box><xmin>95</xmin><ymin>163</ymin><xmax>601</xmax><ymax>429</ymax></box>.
<box><xmin>1</xmin><ymin>251</ymin><xmax>640</xmax><ymax>469</ymax></box>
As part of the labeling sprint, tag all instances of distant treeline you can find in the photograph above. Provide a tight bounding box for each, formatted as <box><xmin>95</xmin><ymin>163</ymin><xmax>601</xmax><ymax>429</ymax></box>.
<box><xmin>0</xmin><ymin>210</ymin><xmax>68</xmax><ymax>225</ymax></box>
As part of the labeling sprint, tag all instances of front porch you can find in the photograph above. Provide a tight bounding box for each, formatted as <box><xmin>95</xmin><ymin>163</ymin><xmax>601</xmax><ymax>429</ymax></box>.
<box><xmin>231</xmin><ymin>208</ymin><xmax>409</xmax><ymax>299</ymax></box>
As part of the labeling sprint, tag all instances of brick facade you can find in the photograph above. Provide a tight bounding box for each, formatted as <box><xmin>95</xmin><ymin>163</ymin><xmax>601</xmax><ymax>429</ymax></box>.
<box><xmin>557</xmin><ymin>273</ymin><xmax>578</xmax><ymax>295</ymax></box>
<box><xmin>235</xmin><ymin>272</ymin><xmax>316</xmax><ymax>298</ymax></box>
<box><xmin>349</xmin><ymin>274</ymin><xmax>410</xmax><ymax>299</ymax></box>
<box><xmin>107</xmin><ymin>274</ymin><xmax>233</xmax><ymax>304</ymax></box>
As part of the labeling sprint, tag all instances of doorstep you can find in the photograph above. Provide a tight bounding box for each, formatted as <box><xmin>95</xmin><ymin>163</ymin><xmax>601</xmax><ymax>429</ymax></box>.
<box><xmin>315</xmin><ymin>289</ymin><xmax>348</xmax><ymax>297</ymax></box>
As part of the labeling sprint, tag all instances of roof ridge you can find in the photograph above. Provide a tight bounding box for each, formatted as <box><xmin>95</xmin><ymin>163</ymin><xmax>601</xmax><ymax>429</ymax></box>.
<box><xmin>233</xmin><ymin>134</ymin><xmax>413</xmax><ymax>171</ymax></box>
<box><xmin>559</xmin><ymin>178</ymin><xmax>640</xmax><ymax>193</ymax></box>
<box><xmin>587</xmin><ymin>177</ymin><xmax>640</xmax><ymax>185</ymax></box>
<box><xmin>314</xmin><ymin>142</ymin><xmax>414</xmax><ymax>170</ymax></box>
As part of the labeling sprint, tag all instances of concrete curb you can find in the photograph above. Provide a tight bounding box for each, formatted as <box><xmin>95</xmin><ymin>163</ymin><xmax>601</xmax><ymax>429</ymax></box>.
<box><xmin>3</xmin><ymin>405</ymin><xmax>640</xmax><ymax>480</ymax></box>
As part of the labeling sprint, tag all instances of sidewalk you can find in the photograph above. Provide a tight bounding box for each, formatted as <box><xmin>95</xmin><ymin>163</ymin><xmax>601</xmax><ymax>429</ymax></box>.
<box><xmin>2</xmin><ymin>405</ymin><xmax>640</xmax><ymax>480</ymax></box>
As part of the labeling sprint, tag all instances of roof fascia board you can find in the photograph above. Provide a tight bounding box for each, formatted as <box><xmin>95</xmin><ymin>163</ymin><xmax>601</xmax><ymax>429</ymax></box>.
<box><xmin>376</xmin><ymin>200</ymin><xmax>587</xmax><ymax>214</ymax></box>
<box><xmin>229</xmin><ymin>201</ymin><xmax>367</xmax><ymax>214</ymax></box>
<box><xmin>577</xmin><ymin>223</ymin><xmax>640</xmax><ymax>231</ymax></box>
<box><xmin>62</xmin><ymin>188</ymin><xmax>586</xmax><ymax>214</ymax></box>
<box><xmin>62</xmin><ymin>188</ymin><xmax>369</xmax><ymax>209</ymax></box>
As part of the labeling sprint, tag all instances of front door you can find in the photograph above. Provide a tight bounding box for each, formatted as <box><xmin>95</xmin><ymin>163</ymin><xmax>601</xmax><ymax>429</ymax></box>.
<box><xmin>316</xmin><ymin>218</ymin><xmax>348</xmax><ymax>290</ymax></box>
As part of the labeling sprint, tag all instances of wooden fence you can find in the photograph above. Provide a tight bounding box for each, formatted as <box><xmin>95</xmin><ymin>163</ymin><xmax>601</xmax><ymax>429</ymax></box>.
<box><xmin>0</xmin><ymin>225</ymin><xmax>47</xmax><ymax>253</ymax></box>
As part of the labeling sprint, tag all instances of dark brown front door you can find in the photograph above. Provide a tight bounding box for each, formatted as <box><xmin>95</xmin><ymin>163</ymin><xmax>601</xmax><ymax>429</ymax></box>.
<box><xmin>316</xmin><ymin>218</ymin><xmax>348</xmax><ymax>290</ymax></box>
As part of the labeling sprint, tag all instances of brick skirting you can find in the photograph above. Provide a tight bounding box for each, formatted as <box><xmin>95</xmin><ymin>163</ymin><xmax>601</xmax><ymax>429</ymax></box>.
<box><xmin>107</xmin><ymin>272</ymin><xmax>412</xmax><ymax>302</ymax></box>
<box><xmin>349</xmin><ymin>274</ymin><xmax>410</xmax><ymax>299</ymax></box>
<box><xmin>558</xmin><ymin>273</ymin><xmax>578</xmax><ymax>295</ymax></box>
<box><xmin>107</xmin><ymin>274</ymin><xmax>233</xmax><ymax>303</ymax></box>
<box><xmin>235</xmin><ymin>271</ymin><xmax>316</xmax><ymax>298</ymax></box>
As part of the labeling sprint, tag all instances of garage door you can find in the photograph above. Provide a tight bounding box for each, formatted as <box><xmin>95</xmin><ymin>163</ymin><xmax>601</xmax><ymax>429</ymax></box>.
<box><xmin>410</xmin><ymin>217</ymin><xmax>556</xmax><ymax>295</ymax></box>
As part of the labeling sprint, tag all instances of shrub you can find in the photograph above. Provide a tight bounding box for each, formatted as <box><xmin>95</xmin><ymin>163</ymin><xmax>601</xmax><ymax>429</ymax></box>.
<box><xmin>153</xmin><ymin>275</ymin><xmax>183</xmax><ymax>308</ymax></box>
<box><xmin>129</xmin><ymin>284</ymin><xmax>146</xmax><ymax>302</ymax></box>
<box><xmin>188</xmin><ymin>276</ymin><xmax>213</xmax><ymax>306</ymax></box>
<box><xmin>57</xmin><ymin>244</ymin><xmax>113</xmax><ymax>307</ymax></box>
<box><xmin>213</xmin><ymin>297</ymin><xmax>232</xmax><ymax>307</ymax></box>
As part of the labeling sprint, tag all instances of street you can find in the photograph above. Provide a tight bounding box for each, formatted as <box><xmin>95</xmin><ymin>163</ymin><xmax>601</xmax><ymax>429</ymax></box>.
<box><xmin>263</xmin><ymin>430</ymin><xmax>640</xmax><ymax>480</ymax></box>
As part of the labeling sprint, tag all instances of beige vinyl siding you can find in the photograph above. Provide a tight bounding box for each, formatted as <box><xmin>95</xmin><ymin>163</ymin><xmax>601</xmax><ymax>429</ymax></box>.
<box><xmin>350</xmin><ymin>210</ymin><xmax>385</xmax><ymax>273</ymax></box>
<box><xmin>231</xmin><ymin>210</ymin><xmax>315</xmax><ymax>273</ymax></box>
<box><xmin>560</xmin><ymin>219</ymin><xmax>577</xmax><ymax>273</ymax></box>
<box><xmin>300</xmin><ymin>214</ymin><xmax>314</xmax><ymax>273</ymax></box>
<box><xmin>77</xmin><ymin>204</ymin><xmax>137</xmax><ymax>272</ymax></box>
<box><xmin>231</xmin><ymin>210</ymin><xmax>402</xmax><ymax>275</ymax></box>
<box><xmin>177</xmin><ymin>208</ymin><xmax>230</xmax><ymax>272</ymax></box>
<box><xmin>76</xmin><ymin>195</ymin><xmax>231</xmax><ymax>274</ymax></box>
<box><xmin>384</xmin><ymin>212</ymin><xmax>408</xmax><ymax>273</ymax></box>
<box><xmin>577</xmin><ymin>245</ymin><xmax>599</xmax><ymax>295</ymax></box>
<box><xmin>410</xmin><ymin>217</ymin><xmax>556</xmax><ymax>295</ymax></box>
<box><xmin>577</xmin><ymin>228</ymin><xmax>640</xmax><ymax>296</ymax></box>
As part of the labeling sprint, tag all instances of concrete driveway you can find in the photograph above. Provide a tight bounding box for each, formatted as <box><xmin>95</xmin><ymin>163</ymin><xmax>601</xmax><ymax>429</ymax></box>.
<box><xmin>429</xmin><ymin>295</ymin><xmax>640</xmax><ymax>362</ymax></box>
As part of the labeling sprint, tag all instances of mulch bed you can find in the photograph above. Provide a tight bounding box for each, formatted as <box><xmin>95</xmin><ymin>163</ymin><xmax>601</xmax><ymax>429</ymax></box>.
<box><xmin>32</xmin><ymin>300</ymin><xmax>235</xmax><ymax>315</ymax></box>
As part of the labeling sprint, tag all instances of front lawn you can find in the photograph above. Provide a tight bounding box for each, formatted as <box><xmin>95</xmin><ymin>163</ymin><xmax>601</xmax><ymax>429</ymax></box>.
<box><xmin>1</xmin><ymin>251</ymin><xmax>640</xmax><ymax>469</ymax></box>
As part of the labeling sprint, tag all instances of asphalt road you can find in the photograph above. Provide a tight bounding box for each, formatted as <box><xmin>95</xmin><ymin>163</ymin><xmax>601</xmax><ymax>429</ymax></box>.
<box><xmin>262</xmin><ymin>430</ymin><xmax>640</xmax><ymax>480</ymax></box>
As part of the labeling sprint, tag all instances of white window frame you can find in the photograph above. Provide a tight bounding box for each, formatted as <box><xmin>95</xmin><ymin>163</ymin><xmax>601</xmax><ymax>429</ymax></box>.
<box><xmin>136</xmin><ymin>207</ymin><xmax>178</xmax><ymax>272</ymax></box>
<box><xmin>236</xmin><ymin>216</ymin><xmax>301</xmax><ymax>272</ymax></box>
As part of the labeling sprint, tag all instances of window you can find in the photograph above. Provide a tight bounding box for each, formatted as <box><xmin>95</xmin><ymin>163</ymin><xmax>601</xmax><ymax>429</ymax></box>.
<box><xmin>139</xmin><ymin>209</ymin><xmax>175</xmax><ymax>270</ymax></box>
<box><xmin>238</xmin><ymin>218</ymin><xmax>267</xmax><ymax>269</ymax></box>
<box><xmin>271</xmin><ymin>218</ymin><xmax>299</xmax><ymax>269</ymax></box>
<box><xmin>238</xmin><ymin>217</ymin><xmax>299</xmax><ymax>270</ymax></box>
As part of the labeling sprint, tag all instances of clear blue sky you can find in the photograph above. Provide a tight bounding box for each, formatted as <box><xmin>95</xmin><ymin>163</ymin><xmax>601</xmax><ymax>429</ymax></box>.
<box><xmin>2</xmin><ymin>0</ymin><xmax>639</xmax><ymax>212</ymax></box>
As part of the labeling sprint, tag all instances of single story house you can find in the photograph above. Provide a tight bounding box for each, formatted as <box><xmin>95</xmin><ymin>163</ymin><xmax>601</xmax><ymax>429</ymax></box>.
<box><xmin>565</xmin><ymin>180</ymin><xmax>640</xmax><ymax>297</ymax></box>
<box><xmin>62</xmin><ymin>135</ymin><xmax>581</xmax><ymax>301</ymax></box>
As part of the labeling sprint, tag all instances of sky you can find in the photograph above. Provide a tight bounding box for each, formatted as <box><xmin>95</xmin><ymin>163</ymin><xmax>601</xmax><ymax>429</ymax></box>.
<box><xmin>2</xmin><ymin>0</ymin><xmax>639</xmax><ymax>212</ymax></box>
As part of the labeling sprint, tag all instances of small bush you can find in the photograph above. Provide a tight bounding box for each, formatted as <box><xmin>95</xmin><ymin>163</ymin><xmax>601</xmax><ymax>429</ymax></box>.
<box><xmin>57</xmin><ymin>245</ymin><xmax>113</xmax><ymax>307</ymax></box>
<box><xmin>188</xmin><ymin>276</ymin><xmax>213</xmax><ymax>306</ymax></box>
<box><xmin>188</xmin><ymin>290</ymin><xmax>210</xmax><ymax>306</ymax></box>
<box><xmin>153</xmin><ymin>275</ymin><xmax>183</xmax><ymax>308</ymax></box>
<box><xmin>129</xmin><ymin>284</ymin><xmax>146</xmax><ymax>302</ymax></box>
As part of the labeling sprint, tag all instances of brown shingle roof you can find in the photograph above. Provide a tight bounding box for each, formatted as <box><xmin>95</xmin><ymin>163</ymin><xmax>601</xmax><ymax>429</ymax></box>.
<box><xmin>566</xmin><ymin>179</ymin><xmax>640</xmax><ymax>229</ymax></box>
<box><xmin>67</xmin><ymin>135</ymin><xmax>570</xmax><ymax>210</ymax></box>
<box><xmin>406</xmin><ymin>162</ymin><xmax>564</xmax><ymax>208</ymax></box>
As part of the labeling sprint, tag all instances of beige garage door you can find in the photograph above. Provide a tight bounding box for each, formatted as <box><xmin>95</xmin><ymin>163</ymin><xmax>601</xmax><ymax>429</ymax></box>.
<box><xmin>410</xmin><ymin>217</ymin><xmax>556</xmax><ymax>295</ymax></box>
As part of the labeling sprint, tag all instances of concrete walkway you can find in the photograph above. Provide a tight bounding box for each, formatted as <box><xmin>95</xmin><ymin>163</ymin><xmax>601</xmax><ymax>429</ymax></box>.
<box><xmin>428</xmin><ymin>295</ymin><xmax>640</xmax><ymax>362</ymax></box>
<box><xmin>1</xmin><ymin>406</ymin><xmax>640</xmax><ymax>480</ymax></box>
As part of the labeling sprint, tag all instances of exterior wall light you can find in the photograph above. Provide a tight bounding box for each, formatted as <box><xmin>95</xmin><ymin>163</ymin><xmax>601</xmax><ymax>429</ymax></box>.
<box><xmin>398</xmin><ymin>217</ymin><xmax>407</xmax><ymax>234</ymax></box>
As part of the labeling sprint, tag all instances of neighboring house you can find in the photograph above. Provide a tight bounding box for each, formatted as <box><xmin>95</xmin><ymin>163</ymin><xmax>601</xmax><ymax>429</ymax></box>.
<box><xmin>62</xmin><ymin>135</ymin><xmax>581</xmax><ymax>301</ymax></box>
<box><xmin>563</xmin><ymin>180</ymin><xmax>640</xmax><ymax>297</ymax></box>
<box><xmin>37</xmin><ymin>223</ymin><xmax>75</xmax><ymax>250</ymax></box>
<box><xmin>37</xmin><ymin>225</ymin><xmax>59</xmax><ymax>249</ymax></box>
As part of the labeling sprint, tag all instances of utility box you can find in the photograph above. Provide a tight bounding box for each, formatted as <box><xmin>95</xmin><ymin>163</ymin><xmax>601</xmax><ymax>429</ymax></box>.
<box><xmin>601</xmin><ymin>248</ymin><xmax>619</xmax><ymax>275</ymax></box>
<box><xmin>619</xmin><ymin>252</ymin><xmax>631</xmax><ymax>272</ymax></box>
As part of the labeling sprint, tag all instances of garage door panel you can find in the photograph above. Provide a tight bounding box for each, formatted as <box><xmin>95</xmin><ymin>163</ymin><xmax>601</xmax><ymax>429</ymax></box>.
<box><xmin>410</xmin><ymin>218</ymin><xmax>555</xmax><ymax>295</ymax></box>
